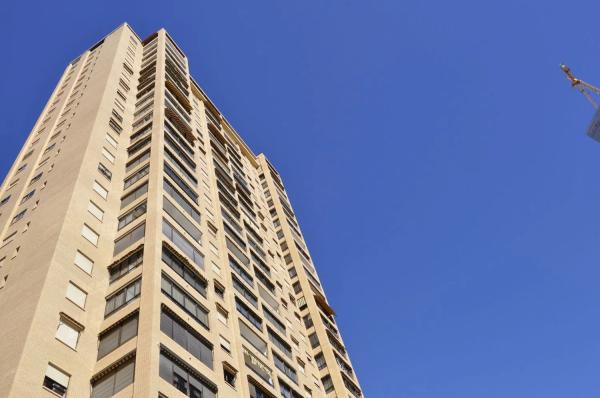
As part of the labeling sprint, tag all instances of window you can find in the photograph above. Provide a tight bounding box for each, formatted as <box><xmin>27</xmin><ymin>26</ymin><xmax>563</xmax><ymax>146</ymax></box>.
<box><xmin>105</xmin><ymin>134</ymin><xmax>118</xmax><ymax>148</ymax></box>
<box><xmin>43</xmin><ymin>364</ymin><xmax>69</xmax><ymax>397</ymax></box>
<box><xmin>117</xmin><ymin>90</ymin><xmax>127</xmax><ymax>102</ymax></box>
<box><xmin>274</xmin><ymin>353</ymin><xmax>298</xmax><ymax>384</ymax></box>
<box><xmin>249</xmin><ymin>380</ymin><xmax>273</xmax><ymax>398</ymax></box>
<box><xmin>43</xmin><ymin>143</ymin><xmax>56</xmax><ymax>154</ymax></box>
<box><xmin>125</xmin><ymin>149</ymin><xmax>150</xmax><ymax>173</ymax></box>
<box><xmin>164</xmin><ymin>163</ymin><xmax>198</xmax><ymax>203</ymax></box>
<box><xmin>263</xmin><ymin>305</ymin><xmax>286</xmax><ymax>335</ymax></box>
<box><xmin>226</xmin><ymin>237</ymin><xmax>249</xmax><ymax>266</ymax></box>
<box><xmin>159</xmin><ymin>349</ymin><xmax>217</xmax><ymax>398</ymax></box>
<box><xmin>280</xmin><ymin>379</ymin><xmax>303</xmax><ymax>398</ymax></box>
<box><xmin>163</xmin><ymin>196</ymin><xmax>201</xmax><ymax>241</ymax></box>
<box><xmin>81</xmin><ymin>224</ymin><xmax>99</xmax><ymax>246</ymax></box>
<box><xmin>229</xmin><ymin>257</ymin><xmax>253</xmax><ymax>286</ymax></box>
<box><xmin>113</xmin><ymin>222</ymin><xmax>145</xmax><ymax>255</ymax></box>
<box><xmin>74</xmin><ymin>250</ymin><xmax>94</xmax><ymax>274</ymax></box>
<box><xmin>20</xmin><ymin>189</ymin><xmax>35</xmax><ymax>204</ymax></box>
<box><xmin>321</xmin><ymin>375</ymin><xmax>334</xmax><ymax>393</ymax></box>
<box><xmin>55</xmin><ymin>316</ymin><xmax>82</xmax><ymax>349</ymax></box>
<box><xmin>97</xmin><ymin>313</ymin><xmax>138</xmax><ymax>359</ymax></box>
<box><xmin>118</xmin><ymin>201</ymin><xmax>147</xmax><ymax>230</ymax></box>
<box><xmin>119</xmin><ymin>78</ymin><xmax>130</xmax><ymax>92</ymax></box>
<box><xmin>109</xmin><ymin>118</ymin><xmax>123</xmax><ymax>134</ymax></box>
<box><xmin>88</xmin><ymin>201</ymin><xmax>104</xmax><ymax>221</ymax></box>
<box><xmin>214</xmin><ymin>281</ymin><xmax>225</xmax><ymax>299</ymax></box>
<box><xmin>7</xmin><ymin>179</ymin><xmax>20</xmax><ymax>190</ymax></box>
<box><xmin>22</xmin><ymin>150</ymin><xmax>34</xmax><ymax>161</ymax></box>
<box><xmin>66</xmin><ymin>282</ymin><xmax>87</xmax><ymax>308</ymax></box>
<box><xmin>342</xmin><ymin>373</ymin><xmax>362</xmax><ymax>397</ymax></box>
<box><xmin>11</xmin><ymin>209</ymin><xmax>27</xmax><ymax>225</ymax></box>
<box><xmin>56</xmin><ymin>315</ymin><xmax>81</xmax><ymax>349</ymax></box>
<box><xmin>98</xmin><ymin>163</ymin><xmax>112</xmax><ymax>180</ymax></box>
<box><xmin>164</xmin><ymin>179</ymin><xmax>200</xmax><ymax>222</ymax></box>
<box><xmin>162</xmin><ymin>244</ymin><xmax>207</xmax><ymax>296</ymax></box>
<box><xmin>223</xmin><ymin>365</ymin><xmax>237</xmax><ymax>387</ymax></box>
<box><xmin>309</xmin><ymin>333</ymin><xmax>319</xmax><ymax>349</ymax></box>
<box><xmin>109</xmin><ymin>247</ymin><xmax>143</xmax><ymax>283</ymax></box>
<box><xmin>91</xmin><ymin>356</ymin><xmax>135</xmax><ymax>398</ymax></box>
<box><xmin>162</xmin><ymin>219</ymin><xmax>204</xmax><ymax>268</ymax></box>
<box><xmin>165</xmin><ymin>147</ymin><xmax>197</xmax><ymax>186</ymax></box>
<box><xmin>128</xmin><ymin>136</ymin><xmax>151</xmax><ymax>157</ymax></box>
<box><xmin>259</xmin><ymin>284</ymin><xmax>279</xmax><ymax>312</ymax></box>
<box><xmin>93</xmin><ymin>180</ymin><xmax>109</xmax><ymax>199</ymax></box>
<box><xmin>216</xmin><ymin>304</ymin><xmax>228</xmax><ymax>325</ymax></box>
<box><xmin>315</xmin><ymin>353</ymin><xmax>326</xmax><ymax>370</ymax></box>
<box><xmin>232</xmin><ymin>275</ymin><xmax>258</xmax><ymax>308</ymax></box>
<box><xmin>235</xmin><ymin>297</ymin><xmax>262</xmax><ymax>331</ymax></box>
<box><xmin>160</xmin><ymin>308</ymin><xmax>213</xmax><ymax>368</ymax></box>
<box><xmin>239</xmin><ymin>319</ymin><xmax>268</xmax><ymax>356</ymax></box>
<box><xmin>102</xmin><ymin>147</ymin><xmax>116</xmax><ymax>163</ymax></box>
<box><xmin>268</xmin><ymin>327</ymin><xmax>292</xmax><ymax>358</ymax></box>
<box><xmin>104</xmin><ymin>278</ymin><xmax>141</xmax><ymax>317</ymax></box>
<box><xmin>0</xmin><ymin>195</ymin><xmax>10</xmax><ymax>207</ymax></box>
<box><xmin>121</xmin><ymin>182</ymin><xmax>148</xmax><ymax>209</ymax></box>
<box><xmin>161</xmin><ymin>275</ymin><xmax>209</xmax><ymax>328</ymax></box>
<box><xmin>243</xmin><ymin>346</ymin><xmax>273</xmax><ymax>386</ymax></box>
<box><xmin>124</xmin><ymin>164</ymin><xmax>149</xmax><ymax>189</ymax></box>
<box><xmin>219</xmin><ymin>335</ymin><xmax>231</xmax><ymax>353</ymax></box>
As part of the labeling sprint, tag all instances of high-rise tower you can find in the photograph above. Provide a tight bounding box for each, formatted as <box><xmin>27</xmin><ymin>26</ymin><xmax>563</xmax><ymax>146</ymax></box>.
<box><xmin>0</xmin><ymin>24</ymin><xmax>363</xmax><ymax>398</ymax></box>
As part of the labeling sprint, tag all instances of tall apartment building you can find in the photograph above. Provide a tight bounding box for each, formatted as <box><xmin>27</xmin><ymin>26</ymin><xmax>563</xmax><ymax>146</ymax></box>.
<box><xmin>0</xmin><ymin>24</ymin><xmax>363</xmax><ymax>398</ymax></box>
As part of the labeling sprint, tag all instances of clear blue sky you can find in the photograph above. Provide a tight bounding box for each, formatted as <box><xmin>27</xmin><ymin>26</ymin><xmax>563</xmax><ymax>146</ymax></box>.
<box><xmin>3</xmin><ymin>1</ymin><xmax>600</xmax><ymax>397</ymax></box>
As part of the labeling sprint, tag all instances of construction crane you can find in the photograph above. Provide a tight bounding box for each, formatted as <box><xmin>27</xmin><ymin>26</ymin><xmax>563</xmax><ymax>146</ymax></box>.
<box><xmin>561</xmin><ymin>64</ymin><xmax>600</xmax><ymax>141</ymax></box>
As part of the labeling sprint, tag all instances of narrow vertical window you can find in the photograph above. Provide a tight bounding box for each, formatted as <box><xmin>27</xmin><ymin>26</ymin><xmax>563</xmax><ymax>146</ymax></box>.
<box><xmin>74</xmin><ymin>250</ymin><xmax>94</xmax><ymax>274</ymax></box>
<box><xmin>81</xmin><ymin>224</ymin><xmax>99</xmax><ymax>246</ymax></box>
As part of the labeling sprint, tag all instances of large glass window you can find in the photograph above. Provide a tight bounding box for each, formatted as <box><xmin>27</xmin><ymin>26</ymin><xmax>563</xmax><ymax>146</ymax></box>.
<box><xmin>97</xmin><ymin>313</ymin><xmax>138</xmax><ymax>359</ymax></box>
<box><xmin>263</xmin><ymin>305</ymin><xmax>286</xmax><ymax>335</ymax></box>
<box><xmin>229</xmin><ymin>256</ymin><xmax>253</xmax><ymax>285</ymax></box>
<box><xmin>279</xmin><ymin>379</ymin><xmax>303</xmax><ymax>398</ymax></box>
<box><xmin>109</xmin><ymin>247</ymin><xmax>143</xmax><ymax>283</ymax></box>
<box><xmin>274</xmin><ymin>353</ymin><xmax>298</xmax><ymax>384</ymax></box>
<box><xmin>125</xmin><ymin>149</ymin><xmax>150</xmax><ymax>173</ymax></box>
<box><xmin>243</xmin><ymin>346</ymin><xmax>273</xmax><ymax>386</ymax></box>
<box><xmin>232</xmin><ymin>275</ymin><xmax>258</xmax><ymax>308</ymax></box>
<box><xmin>118</xmin><ymin>202</ymin><xmax>147</xmax><ymax>230</ymax></box>
<box><xmin>104</xmin><ymin>279</ymin><xmax>141</xmax><ymax>317</ymax></box>
<box><xmin>162</xmin><ymin>219</ymin><xmax>203</xmax><ymax>268</ymax></box>
<box><xmin>235</xmin><ymin>297</ymin><xmax>262</xmax><ymax>331</ymax></box>
<box><xmin>226</xmin><ymin>237</ymin><xmax>249</xmax><ymax>266</ymax></box>
<box><xmin>164</xmin><ymin>179</ymin><xmax>200</xmax><ymax>222</ymax></box>
<box><xmin>160</xmin><ymin>309</ymin><xmax>213</xmax><ymax>368</ymax></box>
<box><xmin>159</xmin><ymin>349</ymin><xmax>217</xmax><ymax>398</ymax></box>
<box><xmin>121</xmin><ymin>182</ymin><xmax>148</xmax><ymax>209</ymax></box>
<box><xmin>164</xmin><ymin>163</ymin><xmax>198</xmax><ymax>203</ymax></box>
<box><xmin>91</xmin><ymin>356</ymin><xmax>135</xmax><ymax>398</ymax></box>
<box><xmin>268</xmin><ymin>327</ymin><xmax>292</xmax><ymax>358</ymax></box>
<box><xmin>123</xmin><ymin>165</ymin><xmax>149</xmax><ymax>189</ymax></box>
<box><xmin>239</xmin><ymin>320</ymin><xmax>268</xmax><ymax>356</ymax></box>
<box><xmin>113</xmin><ymin>222</ymin><xmax>145</xmax><ymax>255</ymax></box>
<box><xmin>161</xmin><ymin>275</ymin><xmax>209</xmax><ymax>329</ymax></box>
<box><xmin>163</xmin><ymin>197</ymin><xmax>201</xmax><ymax>241</ymax></box>
<box><xmin>162</xmin><ymin>244</ymin><xmax>206</xmax><ymax>296</ymax></box>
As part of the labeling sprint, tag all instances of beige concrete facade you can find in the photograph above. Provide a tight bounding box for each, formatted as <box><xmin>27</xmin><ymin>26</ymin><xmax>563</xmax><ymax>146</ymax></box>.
<box><xmin>0</xmin><ymin>24</ymin><xmax>363</xmax><ymax>398</ymax></box>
